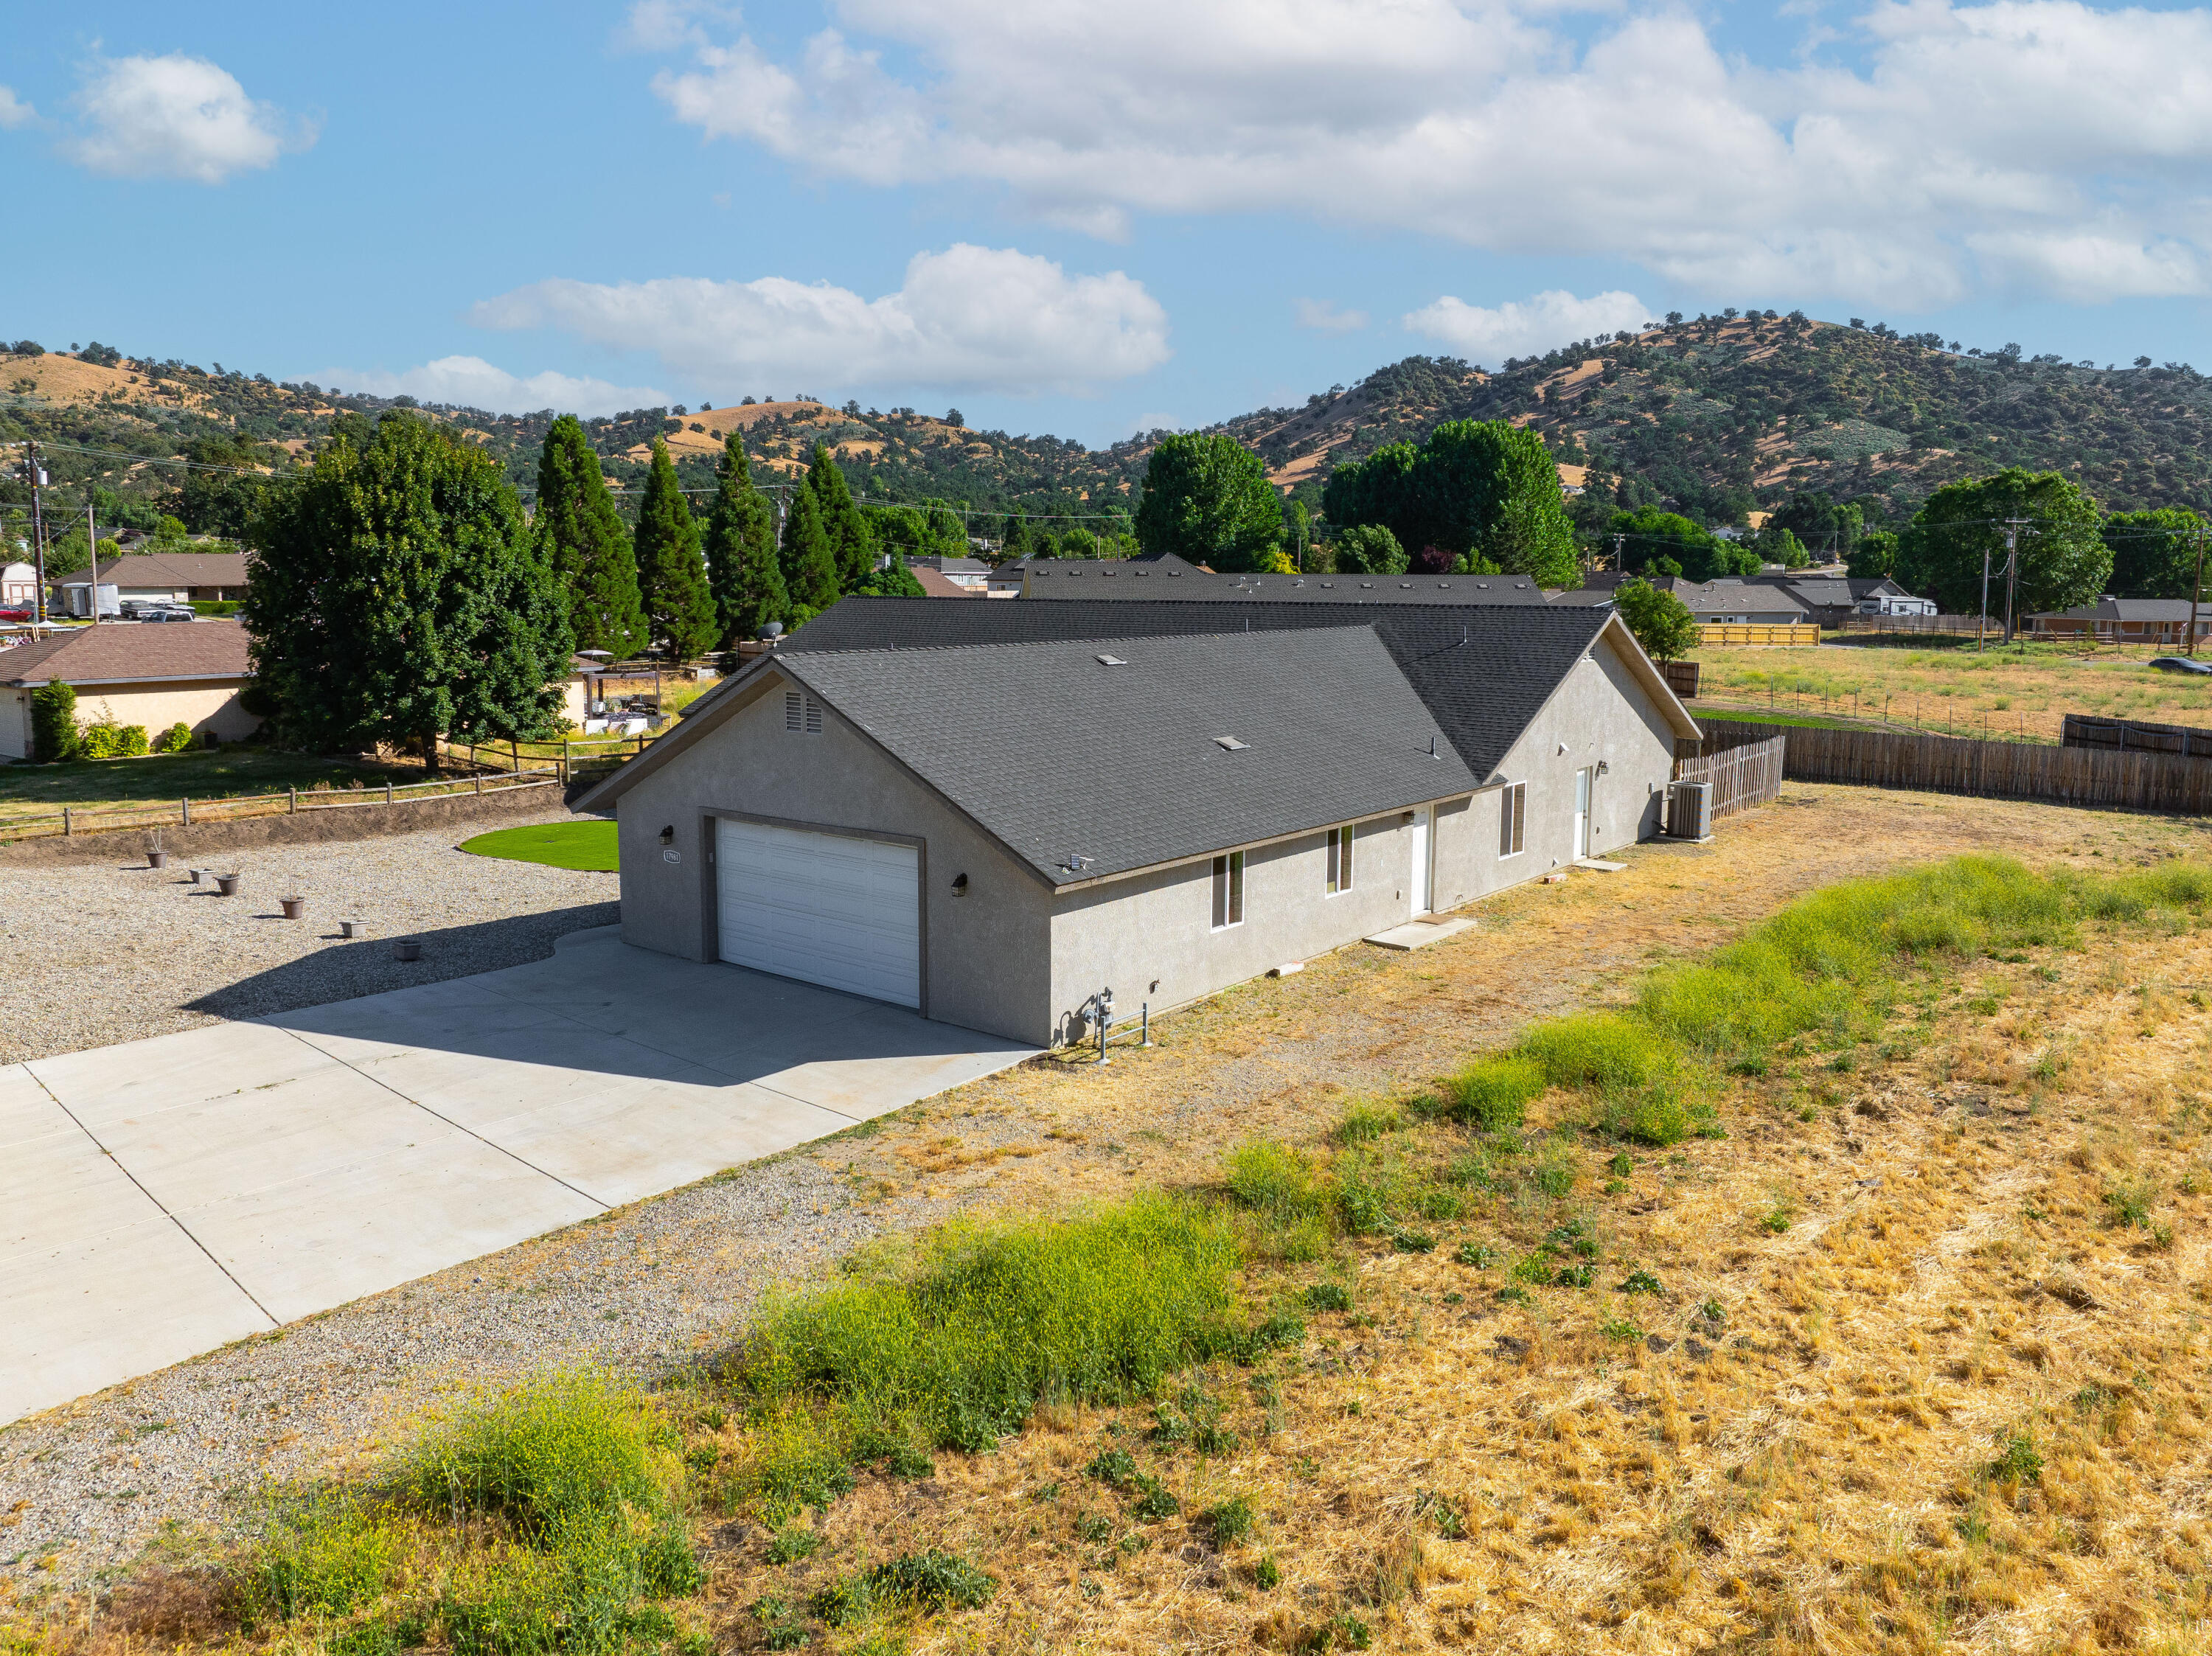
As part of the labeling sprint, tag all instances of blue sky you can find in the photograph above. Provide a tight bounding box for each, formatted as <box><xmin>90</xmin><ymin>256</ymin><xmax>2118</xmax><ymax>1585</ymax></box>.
<box><xmin>9</xmin><ymin>0</ymin><xmax>2212</xmax><ymax>447</ymax></box>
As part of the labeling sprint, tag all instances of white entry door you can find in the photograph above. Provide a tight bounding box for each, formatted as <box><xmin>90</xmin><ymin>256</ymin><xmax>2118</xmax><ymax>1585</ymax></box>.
<box><xmin>1573</xmin><ymin>768</ymin><xmax>1593</xmax><ymax>860</ymax></box>
<box><xmin>715</xmin><ymin>818</ymin><xmax>920</xmax><ymax>1006</ymax></box>
<box><xmin>1410</xmin><ymin>806</ymin><xmax>1432</xmax><ymax>916</ymax></box>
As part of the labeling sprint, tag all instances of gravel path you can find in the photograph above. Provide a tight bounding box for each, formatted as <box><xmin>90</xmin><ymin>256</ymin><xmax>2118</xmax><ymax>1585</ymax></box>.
<box><xmin>0</xmin><ymin>814</ymin><xmax>618</xmax><ymax>1064</ymax></box>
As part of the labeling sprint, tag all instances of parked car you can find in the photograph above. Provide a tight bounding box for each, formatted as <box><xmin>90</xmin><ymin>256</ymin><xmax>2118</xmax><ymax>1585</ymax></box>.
<box><xmin>136</xmin><ymin>607</ymin><xmax>196</xmax><ymax>623</ymax></box>
<box><xmin>0</xmin><ymin>608</ymin><xmax>30</xmax><ymax>622</ymax></box>
<box><xmin>2149</xmin><ymin>656</ymin><xmax>2212</xmax><ymax>675</ymax></box>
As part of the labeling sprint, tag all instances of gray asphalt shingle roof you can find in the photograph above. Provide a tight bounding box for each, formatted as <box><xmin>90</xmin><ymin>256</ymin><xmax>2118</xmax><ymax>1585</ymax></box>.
<box><xmin>1018</xmin><ymin>562</ymin><xmax>1550</xmax><ymax>603</ymax></box>
<box><xmin>780</xmin><ymin>628</ymin><xmax>1485</xmax><ymax>883</ymax></box>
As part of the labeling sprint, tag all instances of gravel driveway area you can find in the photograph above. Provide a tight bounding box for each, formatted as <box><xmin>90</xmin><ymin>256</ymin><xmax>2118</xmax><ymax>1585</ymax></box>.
<box><xmin>0</xmin><ymin>813</ymin><xmax>618</xmax><ymax>1065</ymax></box>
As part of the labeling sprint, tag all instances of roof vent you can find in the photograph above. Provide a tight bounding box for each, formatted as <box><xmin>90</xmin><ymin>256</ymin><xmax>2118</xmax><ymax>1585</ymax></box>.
<box><xmin>1360</xmin><ymin>582</ymin><xmax>1375</xmax><ymax>589</ymax></box>
<box><xmin>1135</xmin><ymin>569</ymin><xmax>1149</xmax><ymax>577</ymax></box>
<box><xmin>1475</xmin><ymin>582</ymin><xmax>1489</xmax><ymax>589</ymax></box>
<box><xmin>1096</xmin><ymin>653</ymin><xmax>1128</xmax><ymax>666</ymax></box>
<box><xmin>1320</xmin><ymin>581</ymin><xmax>1335</xmax><ymax>588</ymax></box>
<box><xmin>1437</xmin><ymin>582</ymin><xmax>1450</xmax><ymax>588</ymax></box>
<box><xmin>1214</xmin><ymin>736</ymin><xmax>1250</xmax><ymax>751</ymax></box>
<box><xmin>1399</xmin><ymin>582</ymin><xmax>1413</xmax><ymax>588</ymax></box>
<box><xmin>1169</xmin><ymin>570</ymin><xmax>1183</xmax><ymax>577</ymax></box>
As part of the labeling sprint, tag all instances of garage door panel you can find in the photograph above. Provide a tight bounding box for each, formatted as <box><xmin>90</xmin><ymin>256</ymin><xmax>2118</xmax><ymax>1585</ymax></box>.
<box><xmin>717</xmin><ymin>819</ymin><xmax>919</xmax><ymax>1006</ymax></box>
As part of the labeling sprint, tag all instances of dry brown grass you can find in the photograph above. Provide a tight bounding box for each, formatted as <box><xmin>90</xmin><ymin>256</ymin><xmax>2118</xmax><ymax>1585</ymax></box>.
<box><xmin>13</xmin><ymin>785</ymin><xmax>2212</xmax><ymax>1656</ymax></box>
<box><xmin>1698</xmin><ymin>639</ymin><xmax>2212</xmax><ymax>745</ymax></box>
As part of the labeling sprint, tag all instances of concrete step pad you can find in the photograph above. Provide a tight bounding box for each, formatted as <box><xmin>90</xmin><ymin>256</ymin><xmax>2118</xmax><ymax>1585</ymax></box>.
<box><xmin>1365</xmin><ymin>916</ymin><xmax>1475</xmax><ymax>950</ymax></box>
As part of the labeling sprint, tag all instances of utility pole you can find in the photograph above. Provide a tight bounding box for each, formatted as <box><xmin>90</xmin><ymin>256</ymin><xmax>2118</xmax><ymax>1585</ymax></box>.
<box><xmin>86</xmin><ymin>500</ymin><xmax>99</xmax><ymax>626</ymax></box>
<box><xmin>26</xmin><ymin>441</ymin><xmax>46</xmax><ymax>627</ymax></box>
<box><xmin>2000</xmin><ymin>517</ymin><xmax>2029</xmax><ymax>645</ymax></box>
<box><xmin>1978</xmin><ymin>538</ymin><xmax>1992</xmax><ymax>653</ymax></box>
<box><xmin>1611</xmin><ymin>532</ymin><xmax>1626</xmax><ymax>578</ymax></box>
<box><xmin>2191</xmin><ymin>520</ymin><xmax>2207</xmax><ymax>658</ymax></box>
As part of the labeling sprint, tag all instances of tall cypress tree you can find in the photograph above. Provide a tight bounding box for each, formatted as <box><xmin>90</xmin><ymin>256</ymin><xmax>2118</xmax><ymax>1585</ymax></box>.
<box><xmin>534</xmin><ymin>414</ymin><xmax>643</xmax><ymax>657</ymax></box>
<box><xmin>703</xmin><ymin>431</ymin><xmax>784</xmax><ymax>644</ymax></box>
<box><xmin>781</xmin><ymin>482</ymin><xmax>841</xmax><ymax>619</ymax></box>
<box><xmin>245</xmin><ymin>412</ymin><xmax>571</xmax><ymax>756</ymax></box>
<box><xmin>632</xmin><ymin>438</ymin><xmax>716</xmax><ymax>661</ymax></box>
<box><xmin>805</xmin><ymin>443</ymin><xmax>872</xmax><ymax>590</ymax></box>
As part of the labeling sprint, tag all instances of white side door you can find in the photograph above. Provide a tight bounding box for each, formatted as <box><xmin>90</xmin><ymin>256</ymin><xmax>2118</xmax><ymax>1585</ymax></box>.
<box><xmin>715</xmin><ymin>818</ymin><xmax>921</xmax><ymax>1007</ymax></box>
<box><xmin>1573</xmin><ymin>767</ymin><xmax>1593</xmax><ymax>860</ymax></box>
<box><xmin>1410</xmin><ymin>806</ymin><xmax>1432</xmax><ymax>916</ymax></box>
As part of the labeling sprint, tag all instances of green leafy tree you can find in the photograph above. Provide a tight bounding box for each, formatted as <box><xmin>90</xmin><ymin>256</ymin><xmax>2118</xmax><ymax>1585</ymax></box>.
<box><xmin>806</xmin><ymin>445</ymin><xmax>872</xmax><ymax>590</ymax></box>
<box><xmin>1608</xmin><ymin>507</ymin><xmax>1756</xmax><ymax>583</ymax></box>
<box><xmin>1896</xmin><ymin>469</ymin><xmax>2109</xmax><ymax>619</ymax></box>
<box><xmin>1134</xmin><ymin>434</ymin><xmax>1285</xmax><ymax>571</ymax></box>
<box><xmin>1287</xmin><ymin>499</ymin><xmax>1311</xmax><ymax>571</ymax></box>
<box><xmin>2104</xmin><ymin>508</ymin><xmax>2207</xmax><ymax>601</ymax></box>
<box><xmin>1612</xmin><ymin>578</ymin><xmax>1700</xmax><ymax>664</ymax></box>
<box><xmin>998</xmin><ymin>509</ymin><xmax>1033</xmax><ymax>563</ymax></box>
<box><xmin>1324</xmin><ymin>420</ymin><xmax>1576</xmax><ymax>585</ymax></box>
<box><xmin>243</xmin><ymin>412</ymin><xmax>571</xmax><ymax>756</ymax></box>
<box><xmin>1059</xmin><ymin>526</ymin><xmax>1099</xmax><ymax>558</ymax></box>
<box><xmin>1846</xmin><ymin>530</ymin><xmax>1900</xmax><ymax>580</ymax></box>
<box><xmin>632</xmin><ymin>438</ymin><xmax>716</xmax><ymax>661</ymax></box>
<box><xmin>1754</xmin><ymin>525</ymin><xmax>1810</xmax><ymax>568</ymax></box>
<box><xmin>43</xmin><ymin>526</ymin><xmax>91</xmax><ymax>578</ymax></box>
<box><xmin>858</xmin><ymin>551</ymin><xmax>927</xmax><ymax>596</ymax></box>
<box><xmin>534</xmin><ymin>415</ymin><xmax>644</xmax><ymax>657</ymax></box>
<box><xmin>1332</xmin><ymin>523</ymin><xmax>1408</xmax><ymax>575</ymax></box>
<box><xmin>167</xmin><ymin>435</ymin><xmax>268</xmax><ymax>536</ymax></box>
<box><xmin>1769</xmin><ymin>491</ymin><xmax>1861</xmax><ymax>563</ymax></box>
<box><xmin>30</xmin><ymin>681</ymin><xmax>77</xmax><ymax>762</ymax></box>
<box><xmin>781</xmin><ymin>481</ymin><xmax>841</xmax><ymax>620</ymax></box>
<box><xmin>703</xmin><ymin>431</ymin><xmax>785</xmax><ymax>645</ymax></box>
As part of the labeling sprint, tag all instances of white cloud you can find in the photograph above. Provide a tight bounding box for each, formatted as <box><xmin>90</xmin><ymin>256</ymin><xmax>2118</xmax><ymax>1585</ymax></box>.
<box><xmin>636</xmin><ymin>0</ymin><xmax>2212</xmax><ymax>308</ymax></box>
<box><xmin>324</xmin><ymin>357</ymin><xmax>670</xmax><ymax>417</ymax></box>
<box><xmin>66</xmin><ymin>54</ymin><xmax>310</xmax><ymax>184</ymax></box>
<box><xmin>1403</xmin><ymin>289</ymin><xmax>1650</xmax><ymax>363</ymax></box>
<box><xmin>0</xmin><ymin>87</ymin><xmax>35</xmax><ymax>130</ymax></box>
<box><xmin>1293</xmin><ymin>298</ymin><xmax>1367</xmax><ymax>334</ymax></box>
<box><xmin>470</xmin><ymin>244</ymin><xmax>1170</xmax><ymax>394</ymax></box>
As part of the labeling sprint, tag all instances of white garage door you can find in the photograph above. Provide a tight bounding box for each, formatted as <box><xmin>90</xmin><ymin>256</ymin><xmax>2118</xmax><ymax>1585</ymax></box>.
<box><xmin>715</xmin><ymin>818</ymin><xmax>920</xmax><ymax>1006</ymax></box>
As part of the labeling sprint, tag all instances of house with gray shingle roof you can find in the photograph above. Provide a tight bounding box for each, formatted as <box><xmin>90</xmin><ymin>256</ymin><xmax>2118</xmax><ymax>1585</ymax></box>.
<box><xmin>576</xmin><ymin>596</ymin><xmax>1699</xmax><ymax>1046</ymax></box>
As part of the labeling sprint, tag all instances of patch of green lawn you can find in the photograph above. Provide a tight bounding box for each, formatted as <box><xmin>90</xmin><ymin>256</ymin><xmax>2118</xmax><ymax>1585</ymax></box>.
<box><xmin>0</xmin><ymin>748</ymin><xmax>417</xmax><ymax>811</ymax></box>
<box><xmin>460</xmin><ymin>818</ymin><xmax>618</xmax><ymax>872</ymax></box>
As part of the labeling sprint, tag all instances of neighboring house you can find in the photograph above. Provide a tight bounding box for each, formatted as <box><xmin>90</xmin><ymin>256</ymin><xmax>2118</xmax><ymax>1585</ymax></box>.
<box><xmin>1742</xmin><ymin>575</ymin><xmax>1935</xmax><ymax>622</ymax></box>
<box><xmin>0</xmin><ymin>619</ymin><xmax>260</xmax><ymax>759</ymax></box>
<box><xmin>911</xmin><ymin>565</ymin><xmax>981</xmax><ymax>599</ymax></box>
<box><xmin>1637</xmin><ymin>581</ymin><xmax>1813</xmax><ymax>625</ymax></box>
<box><xmin>2027</xmin><ymin>597</ymin><xmax>2212</xmax><ymax>644</ymax></box>
<box><xmin>0</xmin><ymin>563</ymin><xmax>38</xmax><ymax>608</ymax></box>
<box><xmin>1019</xmin><ymin>558</ymin><xmax>1551</xmax><ymax>605</ymax></box>
<box><xmin>575</xmin><ymin>596</ymin><xmax>1700</xmax><ymax>1047</ymax></box>
<box><xmin>54</xmin><ymin>552</ymin><xmax>250</xmax><ymax>616</ymax></box>
<box><xmin>908</xmin><ymin>555</ymin><xmax>992</xmax><ymax>591</ymax></box>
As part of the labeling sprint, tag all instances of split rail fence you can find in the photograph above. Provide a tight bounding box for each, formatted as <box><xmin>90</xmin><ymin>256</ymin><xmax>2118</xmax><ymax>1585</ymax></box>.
<box><xmin>1702</xmin><ymin>719</ymin><xmax>2212</xmax><ymax>814</ymax></box>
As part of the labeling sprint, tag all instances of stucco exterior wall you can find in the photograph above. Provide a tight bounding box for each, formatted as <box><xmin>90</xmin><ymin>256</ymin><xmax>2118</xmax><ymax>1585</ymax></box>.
<box><xmin>1433</xmin><ymin>630</ymin><xmax>1677</xmax><ymax>905</ymax></box>
<box><xmin>608</xmin><ymin>671</ymin><xmax>1056</xmax><ymax>1044</ymax></box>
<box><xmin>0</xmin><ymin>679</ymin><xmax>260</xmax><ymax>761</ymax></box>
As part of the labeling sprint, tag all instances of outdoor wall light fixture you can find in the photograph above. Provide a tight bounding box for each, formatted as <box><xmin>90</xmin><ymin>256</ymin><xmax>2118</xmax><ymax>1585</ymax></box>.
<box><xmin>952</xmin><ymin>872</ymin><xmax>970</xmax><ymax>896</ymax></box>
<box><xmin>1596</xmin><ymin>760</ymin><xmax>1611</xmax><ymax>776</ymax></box>
<box><xmin>658</xmin><ymin>825</ymin><xmax>675</xmax><ymax>846</ymax></box>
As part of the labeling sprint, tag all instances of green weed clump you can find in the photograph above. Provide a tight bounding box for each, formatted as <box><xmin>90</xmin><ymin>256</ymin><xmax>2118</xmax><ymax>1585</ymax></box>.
<box><xmin>230</xmin><ymin>1374</ymin><xmax>700</xmax><ymax>1656</ymax></box>
<box><xmin>723</xmin><ymin>1197</ymin><xmax>1278</xmax><ymax>1512</ymax></box>
<box><xmin>1443</xmin><ymin>1056</ymin><xmax>1544</xmax><ymax>1130</ymax></box>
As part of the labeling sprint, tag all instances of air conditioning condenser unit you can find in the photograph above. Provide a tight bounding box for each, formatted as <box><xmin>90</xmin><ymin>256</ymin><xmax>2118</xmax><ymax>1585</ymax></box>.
<box><xmin>1667</xmin><ymin>780</ymin><xmax>1713</xmax><ymax>841</ymax></box>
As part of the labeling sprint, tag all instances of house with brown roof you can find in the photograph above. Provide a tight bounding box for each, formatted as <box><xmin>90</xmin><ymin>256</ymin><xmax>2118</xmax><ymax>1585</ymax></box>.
<box><xmin>0</xmin><ymin>619</ymin><xmax>260</xmax><ymax>759</ymax></box>
<box><xmin>54</xmin><ymin>552</ymin><xmax>251</xmax><ymax>616</ymax></box>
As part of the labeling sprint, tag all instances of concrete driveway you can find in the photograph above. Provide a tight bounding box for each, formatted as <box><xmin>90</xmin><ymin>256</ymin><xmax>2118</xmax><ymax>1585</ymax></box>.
<box><xmin>0</xmin><ymin>928</ymin><xmax>1034</xmax><ymax>1425</ymax></box>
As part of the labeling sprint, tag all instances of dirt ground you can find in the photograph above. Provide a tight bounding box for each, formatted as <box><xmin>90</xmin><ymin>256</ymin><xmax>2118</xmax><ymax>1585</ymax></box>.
<box><xmin>5</xmin><ymin>782</ymin><xmax>2209</xmax><ymax>1648</ymax></box>
<box><xmin>1696</xmin><ymin>639</ymin><xmax>2212</xmax><ymax>744</ymax></box>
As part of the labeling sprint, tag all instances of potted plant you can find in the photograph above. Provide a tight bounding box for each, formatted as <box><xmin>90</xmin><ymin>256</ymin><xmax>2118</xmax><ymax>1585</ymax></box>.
<box><xmin>279</xmin><ymin>896</ymin><xmax>306</xmax><ymax>920</ymax></box>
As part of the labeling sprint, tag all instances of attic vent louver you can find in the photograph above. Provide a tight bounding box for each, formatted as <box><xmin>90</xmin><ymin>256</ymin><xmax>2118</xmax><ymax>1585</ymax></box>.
<box><xmin>1214</xmin><ymin>736</ymin><xmax>1250</xmax><ymax>751</ymax></box>
<box><xmin>1096</xmin><ymin>653</ymin><xmax>1128</xmax><ymax>665</ymax></box>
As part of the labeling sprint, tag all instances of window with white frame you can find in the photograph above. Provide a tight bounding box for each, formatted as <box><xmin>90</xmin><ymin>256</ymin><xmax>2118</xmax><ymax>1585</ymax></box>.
<box><xmin>784</xmin><ymin>689</ymin><xmax>823</xmax><ymax>733</ymax></box>
<box><xmin>1499</xmin><ymin>782</ymin><xmax>1526</xmax><ymax>857</ymax></box>
<box><xmin>1326</xmin><ymin>824</ymin><xmax>1355</xmax><ymax>894</ymax></box>
<box><xmin>1211</xmin><ymin>850</ymin><xmax>1245</xmax><ymax>929</ymax></box>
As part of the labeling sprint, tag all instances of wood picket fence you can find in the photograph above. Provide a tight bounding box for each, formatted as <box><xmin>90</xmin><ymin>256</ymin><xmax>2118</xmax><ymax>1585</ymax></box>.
<box><xmin>1672</xmin><ymin>732</ymin><xmax>1785</xmax><ymax>820</ymax></box>
<box><xmin>1695</xmin><ymin>623</ymin><xmax>1821</xmax><ymax>648</ymax></box>
<box><xmin>1700</xmin><ymin>719</ymin><xmax>2212</xmax><ymax>814</ymax></box>
<box><xmin>2060</xmin><ymin>714</ymin><xmax>2212</xmax><ymax>759</ymax></box>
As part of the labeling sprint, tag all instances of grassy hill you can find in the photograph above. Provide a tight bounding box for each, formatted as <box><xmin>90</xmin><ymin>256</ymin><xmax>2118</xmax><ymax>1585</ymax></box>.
<box><xmin>7</xmin><ymin>313</ymin><xmax>2212</xmax><ymax>537</ymax></box>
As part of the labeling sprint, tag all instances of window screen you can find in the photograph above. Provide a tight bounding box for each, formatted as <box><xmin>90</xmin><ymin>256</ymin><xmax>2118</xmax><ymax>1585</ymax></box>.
<box><xmin>1327</xmin><ymin>824</ymin><xmax>1355</xmax><ymax>894</ymax></box>
<box><xmin>1500</xmin><ymin>782</ymin><xmax>1526</xmax><ymax>857</ymax></box>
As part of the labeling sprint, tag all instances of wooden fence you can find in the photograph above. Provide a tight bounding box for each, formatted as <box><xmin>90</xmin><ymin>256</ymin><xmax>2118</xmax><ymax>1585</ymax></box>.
<box><xmin>1709</xmin><ymin>718</ymin><xmax>2212</xmax><ymax>814</ymax></box>
<box><xmin>0</xmin><ymin>768</ymin><xmax>563</xmax><ymax>843</ymax></box>
<box><xmin>1695</xmin><ymin>623</ymin><xmax>1821</xmax><ymax>648</ymax></box>
<box><xmin>2060</xmin><ymin>714</ymin><xmax>2212</xmax><ymax>757</ymax></box>
<box><xmin>1672</xmin><ymin>732</ymin><xmax>1785</xmax><ymax>819</ymax></box>
<box><xmin>1663</xmin><ymin>660</ymin><xmax>1700</xmax><ymax>699</ymax></box>
<box><xmin>1829</xmin><ymin>613</ymin><xmax>1986</xmax><ymax>639</ymax></box>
